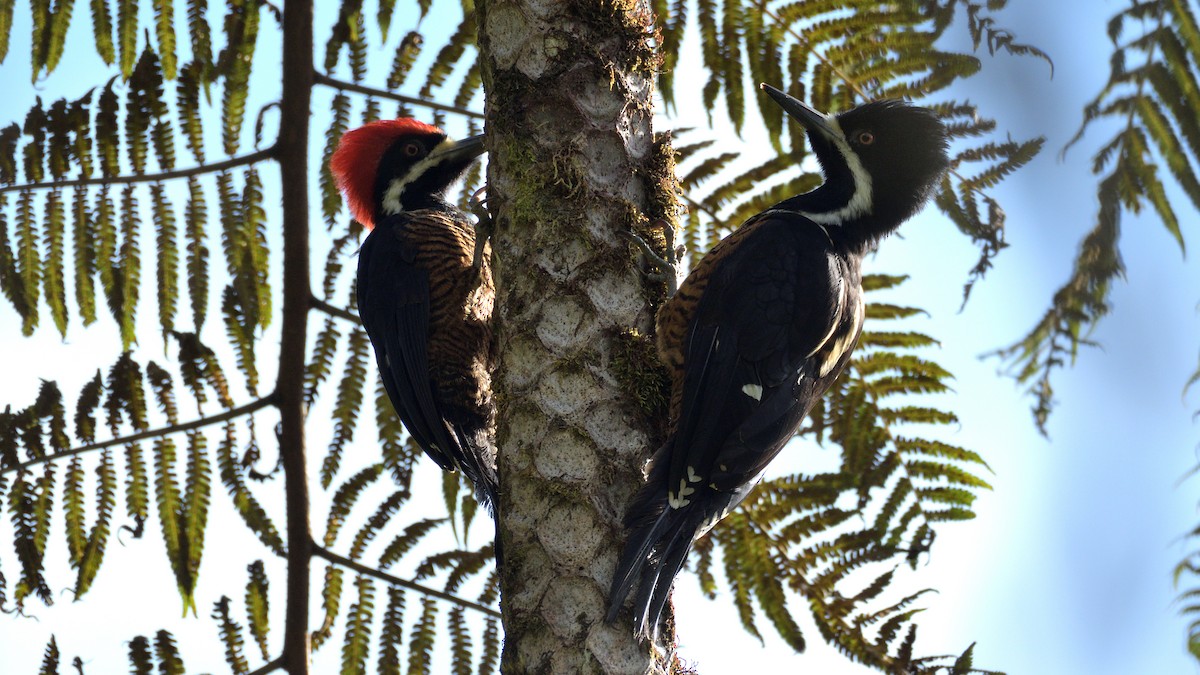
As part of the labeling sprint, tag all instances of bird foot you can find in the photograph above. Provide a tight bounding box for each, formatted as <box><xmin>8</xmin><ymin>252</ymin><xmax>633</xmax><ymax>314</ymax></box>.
<box><xmin>622</xmin><ymin>218</ymin><xmax>684</xmax><ymax>297</ymax></box>
<box><xmin>468</xmin><ymin>186</ymin><xmax>493</xmax><ymax>284</ymax></box>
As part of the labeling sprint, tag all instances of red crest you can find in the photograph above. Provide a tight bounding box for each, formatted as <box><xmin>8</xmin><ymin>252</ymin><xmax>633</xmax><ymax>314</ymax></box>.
<box><xmin>330</xmin><ymin>118</ymin><xmax>442</xmax><ymax>230</ymax></box>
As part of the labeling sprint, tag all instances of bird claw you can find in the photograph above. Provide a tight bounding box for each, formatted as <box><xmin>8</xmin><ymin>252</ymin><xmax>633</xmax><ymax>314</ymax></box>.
<box><xmin>468</xmin><ymin>187</ymin><xmax>492</xmax><ymax>286</ymax></box>
<box><xmin>623</xmin><ymin>218</ymin><xmax>683</xmax><ymax>297</ymax></box>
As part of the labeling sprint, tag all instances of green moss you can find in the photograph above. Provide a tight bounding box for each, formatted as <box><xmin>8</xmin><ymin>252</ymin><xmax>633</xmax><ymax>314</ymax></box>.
<box><xmin>608</xmin><ymin>327</ymin><xmax>670</xmax><ymax>440</ymax></box>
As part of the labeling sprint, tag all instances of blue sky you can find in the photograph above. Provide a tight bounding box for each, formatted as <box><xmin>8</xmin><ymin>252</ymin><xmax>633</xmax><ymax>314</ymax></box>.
<box><xmin>2</xmin><ymin>1</ymin><xmax>1199</xmax><ymax>673</ymax></box>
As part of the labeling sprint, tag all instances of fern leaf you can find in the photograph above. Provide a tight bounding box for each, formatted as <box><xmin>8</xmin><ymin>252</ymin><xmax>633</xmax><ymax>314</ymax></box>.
<box><xmin>245</xmin><ymin>560</ymin><xmax>270</xmax><ymax>660</ymax></box>
<box><xmin>16</xmin><ymin>189</ymin><xmax>40</xmax><ymax>334</ymax></box>
<box><xmin>38</xmin><ymin>635</ymin><xmax>61</xmax><ymax>675</ymax></box>
<box><xmin>216</xmin><ymin>421</ymin><xmax>284</xmax><ymax>554</ymax></box>
<box><xmin>0</xmin><ymin>0</ymin><xmax>14</xmax><ymax>64</ymax></box>
<box><xmin>154</xmin><ymin>0</ymin><xmax>177</xmax><ymax>78</ymax></box>
<box><xmin>180</xmin><ymin>430</ymin><xmax>210</xmax><ymax>613</ymax></box>
<box><xmin>378</xmin><ymin>585</ymin><xmax>405</xmax><ymax>674</ymax></box>
<box><xmin>152</xmin><ymin>184</ymin><xmax>179</xmax><ymax>337</ymax></box>
<box><xmin>154</xmin><ymin>630</ymin><xmax>186</xmax><ymax>675</ymax></box>
<box><xmin>418</xmin><ymin>14</ymin><xmax>475</xmax><ymax>100</ymax></box>
<box><xmin>184</xmin><ymin>177</ymin><xmax>208</xmax><ymax>331</ymax></box>
<box><xmin>177</xmin><ymin>62</ymin><xmax>205</xmax><ymax>163</ymax></box>
<box><xmin>213</xmin><ymin>596</ymin><xmax>250</xmax><ymax>675</ymax></box>
<box><xmin>128</xmin><ymin>635</ymin><xmax>153</xmax><ymax>675</ymax></box>
<box><xmin>387</xmin><ymin>31</ymin><xmax>423</xmax><ymax>90</ymax></box>
<box><xmin>75</xmin><ymin>446</ymin><xmax>116</xmax><ymax>597</ymax></box>
<box><xmin>116</xmin><ymin>0</ymin><xmax>136</xmax><ymax>79</ymax></box>
<box><xmin>304</xmin><ymin>317</ymin><xmax>342</xmax><ymax>407</ymax></box>
<box><xmin>63</xmin><ymin>455</ymin><xmax>85</xmax><ymax>564</ymax></box>
<box><xmin>379</xmin><ymin>517</ymin><xmax>446</xmax><ymax>568</ymax></box>
<box><xmin>116</xmin><ymin>185</ymin><xmax>140</xmax><ymax>348</ymax></box>
<box><xmin>324</xmin><ymin>464</ymin><xmax>384</xmax><ymax>547</ymax></box>
<box><xmin>96</xmin><ymin>78</ymin><xmax>120</xmax><ymax>177</ymax></box>
<box><xmin>312</xmin><ymin>564</ymin><xmax>344</xmax><ymax>651</ymax></box>
<box><xmin>87</xmin><ymin>0</ymin><xmax>114</xmax><ymax>64</ymax></box>
<box><xmin>341</xmin><ymin>575</ymin><xmax>375</xmax><ymax>675</ymax></box>
<box><xmin>407</xmin><ymin>597</ymin><xmax>438</xmax><ymax>675</ymax></box>
<box><xmin>477</xmin><ymin>616</ymin><xmax>499</xmax><ymax>675</ymax></box>
<box><xmin>447</xmin><ymin>606</ymin><xmax>472</xmax><ymax>675</ymax></box>
<box><xmin>43</xmin><ymin>189</ymin><xmax>67</xmax><ymax>336</ymax></box>
<box><xmin>186</xmin><ymin>0</ymin><xmax>211</xmax><ymax>69</ymax></box>
<box><xmin>70</xmin><ymin>188</ymin><xmax>97</xmax><ymax>325</ymax></box>
<box><xmin>323</xmin><ymin>328</ymin><xmax>369</xmax><ymax>488</ymax></box>
<box><xmin>220</xmin><ymin>0</ymin><xmax>259</xmax><ymax>155</ymax></box>
<box><xmin>321</xmin><ymin>93</ymin><xmax>351</xmax><ymax>229</ymax></box>
<box><xmin>349</xmin><ymin>489</ymin><xmax>408</xmax><ymax>561</ymax></box>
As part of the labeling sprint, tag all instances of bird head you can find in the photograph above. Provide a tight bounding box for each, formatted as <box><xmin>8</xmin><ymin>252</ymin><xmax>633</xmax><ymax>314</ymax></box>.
<box><xmin>330</xmin><ymin>118</ymin><xmax>485</xmax><ymax>230</ymax></box>
<box><xmin>761</xmin><ymin>84</ymin><xmax>950</xmax><ymax>233</ymax></box>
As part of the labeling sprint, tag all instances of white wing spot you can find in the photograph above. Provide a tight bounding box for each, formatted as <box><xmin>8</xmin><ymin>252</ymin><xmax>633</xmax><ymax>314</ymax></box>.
<box><xmin>741</xmin><ymin>383</ymin><xmax>764</xmax><ymax>401</ymax></box>
<box><xmin>687</xmin><ymin>466</ymin><xmax>701</xmax><ymax>483</ymax></box>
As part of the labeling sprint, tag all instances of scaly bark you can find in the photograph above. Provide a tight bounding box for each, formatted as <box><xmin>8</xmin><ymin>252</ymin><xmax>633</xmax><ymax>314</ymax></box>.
<box><xmin>476</xmin><ymin>1</ymin><xmax>682</xmax><ymax>672</ymax></box>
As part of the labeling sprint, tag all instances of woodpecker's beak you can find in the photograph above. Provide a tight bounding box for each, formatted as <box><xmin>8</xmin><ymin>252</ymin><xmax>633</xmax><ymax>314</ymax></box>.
<box><xmin>760</xmin><ymin>84</ymin><xmax>841</xmax><ymax>142</ymax></box>
<box><xmin>429</xmin><ymin>133</ymin><xmax>486</xmax><ymax>167</ymax></box>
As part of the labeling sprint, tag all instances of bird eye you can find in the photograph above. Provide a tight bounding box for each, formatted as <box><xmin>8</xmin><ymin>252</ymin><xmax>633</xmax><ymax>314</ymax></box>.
<box><xmin>854</xmin><ymin>130</ymin><xmax>875</xmax><ymax>146</ymax></box>
<box><xmin>403</xmin><ymin>142</ymin><xmax>422</xmax><ymax>157</ymax></box>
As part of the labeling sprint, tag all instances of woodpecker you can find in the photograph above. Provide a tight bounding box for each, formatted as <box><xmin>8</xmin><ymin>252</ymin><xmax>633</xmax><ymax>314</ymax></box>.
<box><xmin>607</xmin><ymin>85</ymin><xmax>951</xmax><ymax>636</ymax></box>
<box><xmin>330</xmin><ymin>119</ymin><xmax>499</xmax><ymax>512</ymax></box>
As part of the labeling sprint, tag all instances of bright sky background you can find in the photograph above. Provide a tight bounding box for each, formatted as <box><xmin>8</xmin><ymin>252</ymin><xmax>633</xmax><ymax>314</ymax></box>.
<box><xmin>2</xmin><ymin>1</ymin><xmax>1199</xmax><ymax>674</ymax></box>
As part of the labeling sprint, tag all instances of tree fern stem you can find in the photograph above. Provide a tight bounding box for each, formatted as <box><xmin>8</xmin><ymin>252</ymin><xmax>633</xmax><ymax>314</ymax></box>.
<box><xmin>312</xmin><ymin>73</ymin><xmax>484</xmax><ymax>119</ymax></box>
<box><xmin>308</xmin><ymin>294</ymin><xmax>360</xmax><ymax>323</ymax></box>
<box><xmin>311</xmin><ymin>544</ymin><xmax>503</xmax><ymax>618</ymax></box>
<box><xmin>2</xmin><ymin>394</ymin><xmax>278</xmax><ymax>475</ymax></box>
<box><xmin>277</xmin><ymin>0</ymin><xmax>314</xmax><ymax>672</ymax></box>
<box><xmin>0</xmin><ymin>147</ymin><xmax>277</xmax><ymax>194</ymax></box>
<box><xmin>477</xmin><ymin>1</ymin><xmax>681</xmax><ymax>671</ymax></box>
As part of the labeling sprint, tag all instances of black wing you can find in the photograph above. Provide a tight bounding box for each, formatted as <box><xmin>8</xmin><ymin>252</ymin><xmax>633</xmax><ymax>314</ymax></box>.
<box><xmin>667</xmin><ymin>213</ymin><xmax>846</xmax><ymax>502</ymax></box>
<box><xmin>357</xmin><ymin>222</ymin><xmax>462</xmax><ymax>474</ymax></box>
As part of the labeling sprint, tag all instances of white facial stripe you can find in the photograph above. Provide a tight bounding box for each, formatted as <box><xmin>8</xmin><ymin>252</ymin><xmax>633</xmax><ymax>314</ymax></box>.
<box><xmin>794</xmin><ymin>116</ymin><xmax>874</xmax><ymax>225</ymax></box>
<box><xmin>380</xmin><ymin>137</ymin><xmax>459</xmax><ymax>216</ymax></box>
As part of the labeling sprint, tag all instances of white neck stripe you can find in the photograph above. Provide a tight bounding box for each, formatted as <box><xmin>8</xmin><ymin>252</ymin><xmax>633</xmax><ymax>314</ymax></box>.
<box><xmin>794</xmin><ymin>118</ymin><xmax>873</xmax><ymax>226</ymax></box>
<box><xmin>381</xmin><ymin>137</ymin><xmax>459</xmax><ymax>215</ymax></box>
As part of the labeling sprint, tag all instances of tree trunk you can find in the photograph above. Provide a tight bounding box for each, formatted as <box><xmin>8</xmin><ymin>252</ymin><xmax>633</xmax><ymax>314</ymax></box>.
<box><xmin>476</xmin><ymin>1</ymin><xmax>681</xmax><ymax>672</ymax></box>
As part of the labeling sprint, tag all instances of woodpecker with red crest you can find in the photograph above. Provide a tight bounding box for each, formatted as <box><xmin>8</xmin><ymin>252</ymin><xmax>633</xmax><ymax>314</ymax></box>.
<box><xmin>330</xmin><ymin>119</ymin><xmax>499</xmax><ymax>512</ymax></box>
<box><xmin>607</xmin><ymin>85</ymin><xmax>951</xmax><ymax>636</ymax></box>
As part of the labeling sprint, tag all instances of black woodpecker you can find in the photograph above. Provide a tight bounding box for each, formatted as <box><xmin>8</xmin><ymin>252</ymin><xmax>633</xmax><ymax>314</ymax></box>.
<box><xmin>607</xmin><ymin>85</ymin><xmax>951</xmax><ymax>637</ymax></box>
<box><xmin>330</xmin><ymin>119</ymin><xmax>499</xmax><ymax>513</ymax></box>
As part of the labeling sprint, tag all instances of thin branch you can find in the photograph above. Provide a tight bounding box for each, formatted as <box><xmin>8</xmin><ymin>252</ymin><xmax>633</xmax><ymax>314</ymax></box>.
<box><xmin>246</xmin><ymin>657</ymin><xmax>285</xmax><ymax>675</ymax></box>
<box><xmin>0</xmin><ymin>147</ymin><xmax>278</xmax><ymax>194</ymax></box>
<box><xmin>3</xmin><ymin>394</ymin><xmax>279</xmax><ymax>475</ymax></box>
<box><xmin>310</xmin><ymin>295</ymin><xmax>360</xmax><ymax>323</ymax></box>
<box><xmin>312</xmin><ymin>544</ymin><xmax>502</xmax><ymax>619</ymax></box>
<box><xmin>313</xmin><ymin>73</ymin><xmax>484</xmax><ymax>119</ymax></box>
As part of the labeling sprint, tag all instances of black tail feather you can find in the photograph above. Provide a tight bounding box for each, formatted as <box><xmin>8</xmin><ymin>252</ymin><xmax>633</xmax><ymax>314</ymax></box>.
<box><xmin>451</xmin><ymin>423</ymin><xmax>502</xmax><ymax>564</ymax></box>
<box><xmin>606</xmin><ymin>453</ymin><xmax>704</xmax><ymax>638</ymax></box>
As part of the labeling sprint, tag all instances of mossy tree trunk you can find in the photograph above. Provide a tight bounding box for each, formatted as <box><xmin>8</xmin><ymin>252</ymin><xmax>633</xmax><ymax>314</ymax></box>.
<box><xmin>476</xmin><ymin>1</ymin><xmax>682</xmax><ymax>672</ymax></box>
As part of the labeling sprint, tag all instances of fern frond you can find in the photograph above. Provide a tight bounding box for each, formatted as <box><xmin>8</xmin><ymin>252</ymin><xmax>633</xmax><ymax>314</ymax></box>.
<box><xmin>245</xmin><ymin>560</ymin><xmax>270</xmax><ymax>660</ymax></box>
<box><xmin>38</xmin><ymin>635</ymin><xmax>61</xmax><ymax>675</ymax></box>
<box><xmin>312</xmin><ymin>564</ymin><xmax>344</xmax><ymax>651</ymax></box>
<box><xmin>154</xmin><ymin>0</ymin><xmax>177</xmax><ymax>79</ymax></box>
<box><xmin>184</xmin><ymin>177</ymin><xmax>208</xmax><ymax>331</ymax></box>
<box><xmin>407</xmin><ymin>597</ymin><xmax>438</xmax><ymax>675</ymax></box>
<box><xmin>322</xmin><ymin>328</ymin><xmax>369</xmax><ymax>488</ymax></box>
<box><xmin>323</xmin><ymin>463</ymin><xmax>384</xmax><ymax>547</ymax></box>
<box><xmin>213</xmin><ymin>596</ymin><xmax>250</xmax><ymax>675</ymax></box>
<box><xmin>341</xmin><ymin>575</ymin><xmax>375</xmax><ymax>675</ymax></box>
<box><xmin>154</xmin><ymin>630</ymin><xmax>186</xmax><ymax>675</ymax></box>
<box><xmin>378</xmin><ymin>585</ymin><xmax>406</xmax><ymax>675</ymax></box>
<box><xmin>216</xmin><ymin>421</ymin><xmax>283</xmax><ymax>554</ymax></box>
